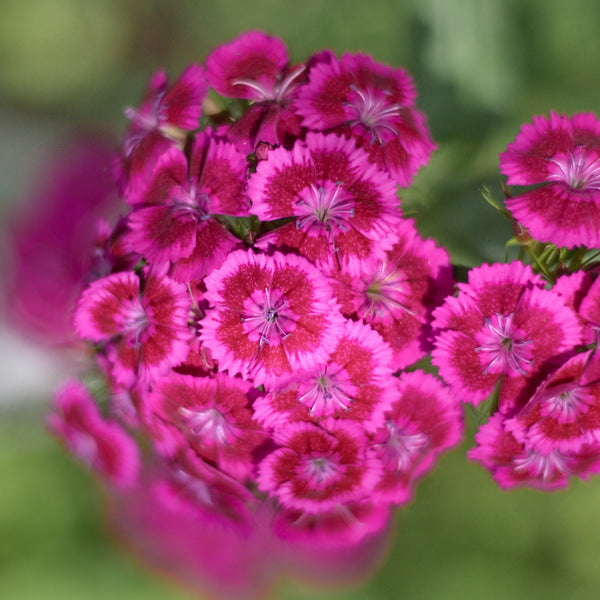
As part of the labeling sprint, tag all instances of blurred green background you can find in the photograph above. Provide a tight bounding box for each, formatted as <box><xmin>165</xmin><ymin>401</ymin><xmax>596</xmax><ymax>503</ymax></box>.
<box><xmin>2</xmin><ymin>0</ymin><xmax>600</xmax><ymax>598</ymax></box>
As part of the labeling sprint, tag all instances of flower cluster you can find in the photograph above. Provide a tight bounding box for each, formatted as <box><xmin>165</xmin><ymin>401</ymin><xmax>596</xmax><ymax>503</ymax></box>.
<box><xmin>48</xmin><ymin>30</ymin><xmax>463</xmax><ymax>594</ymax></box>
<box><xmin>432</xmin><ymin>111</ymin><xmax>600</xmax><ymax>491</ymax></box>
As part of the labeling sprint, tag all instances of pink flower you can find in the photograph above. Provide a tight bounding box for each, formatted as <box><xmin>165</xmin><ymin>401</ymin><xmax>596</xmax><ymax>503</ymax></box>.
<box><xmin>432</xmin><ymin>262</ymin><xmax>583</xmax><ymax>413</ymax></box>
<box><xmin>74</xmin><ymin>268</ymin><xmax>191</xmax><ymax>385</ymax></box>
<box><xmin>143</xmin><ymin>371</ymin><xmax>267</xmax><ymax>480</ymax></box>
<box><xmin>200</xmin><ymin>249</ymin><xmax>344</xmax><ymax>386</ymax></box>
<box><xmin>152</xmin><ymin>447</ymin><xmax>255</xmax><ymax>533</ymax></box>
<box><xmin>332</xmin><ymin>217</ymin><xmax>454</xmax><ymax>368</ymax></box>
<box><xmin>206</xmin><ymin>31</ymin><xmax>305</xmax><ymax>152</ymax></box>
<box><xmin>111</xmin><ymin>473</ymin><xmax>278</xmax><ymax>600</ymax></box>
<box><xmin>254</xmin><ymin>319</ymin><xmax>396</xmax><ymax>432</ymax></box>
<box><xmin>48</xmin><ymin>380</ymin><xmax>140</xmax><ymax>489</ymax></box>
<box><xmin>468</xmin><ymin>412</ymin><xmax>600</xmax><ymax>491</ymax></box>
<box><xmin>370</xmin><ymin>370</ymin><xmax>464</xmax><ymax>504</ymax></box>
<box><xmin>499</xmin><ymin>111</ymin><xmax>600</xmax><ymax>248</ymax></box>
<box><xmin>3</xmin><ymin>137</ymin><xmax>120</xmax><ymax>346</ymax></box>
<box><xmin>249</xmin><ymin>132</ymin><xmax>402</xmax><ymax>276</ymax></box>
<box><xmin>295</xmin><ymin>53</ymin><xmax>436</xmax><ymax>186</ymax></box>
<box><xmin>257</xmin><ymin>420</ymin><xmax>380</xmax><ymax>512</ymax></box>
<box><xmin>123</xmin><ymin>64</ymin><xmax>208</xmax><ymax>158</ymax></box>
<box><xmin>124</xmin><ymin>132</ymin><xmax>249</xmax><ymax>280</ymax></box>
<box><xmin>274</xmin><ymin>500</ymin><xmax>392</xmax><ymax>548</ymax></box>
<box><xmin>513</xmin><ymin>351</ymin><xmax>600</xmax><ymax>454</ymax></box>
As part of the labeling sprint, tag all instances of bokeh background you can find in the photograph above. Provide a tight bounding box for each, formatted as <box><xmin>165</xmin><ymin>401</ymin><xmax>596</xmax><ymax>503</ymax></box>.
<box><xmin>2</xmin><ymin>1</ymin><xmax>600</xmax><ymax>598</ymax></box>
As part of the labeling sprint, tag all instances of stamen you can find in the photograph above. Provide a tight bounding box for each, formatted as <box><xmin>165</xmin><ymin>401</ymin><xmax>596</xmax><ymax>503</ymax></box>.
<box><xmin>360</xmin><ymin>259</ymin><xmax>420</xmax><ymax>321</ymax></box>
<box><xmin>294</xmin><ymin>182</ymin><xmax>355</xmax><ymax>254</ymax></box>
<box><xmin>548</xmin><ymin>147</ymin><xmax>600</xmax><ymax>191</ymax></box>
<box><xmin>179</xmin><ymin>406</ymin><xmax>237</xmax><ymax>445</ymax></box>
<box><xmin>297</xmin><ymin>369</ymin><xmax>355</xmax><ymax>417</ymax></box>
<box><xmin>375</xmin><ymin>421</ymin><xmax>429</xmax><ymax>472</ymax></box>
<box><xmin>240</xmin><ymin>287</ymin><xmax>294</xmax><ymax>349</ymax></box>
<box><xmin>345</xmin><ymin>85</ymin><xmax>402</xmax><ymax>144</ymax></box>
<box><xmin>475</xmin><ymin>313</ymin><xmax>533</xmax><ymax>376</ymax></box>
<box><xmin>513</xmin><ymin>449</ymin><xmax>568</xmax><ymax>482</ymax></box>
<box><xmin>121</xmin><ymin>299</ymin><xmax>150</xmax><ymax>348</ymax></box>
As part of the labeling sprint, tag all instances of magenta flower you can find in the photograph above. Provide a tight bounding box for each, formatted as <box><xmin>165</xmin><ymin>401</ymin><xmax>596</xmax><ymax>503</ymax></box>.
<box><xmin>468</xmin><ymin>412</ymin><xmax>600</xmax><ymax>491</ymax></box>
<box><xmin>513</xmin><ymin>351</ymin><xmax>600</xmax><ymax>454</ymax></box>
<box><xmin>200</xmin><ymin>249</ymin><xmax>344</xmax><ymax>386</ymax></box>
<box><xmin>112</xmin><ymin>472</ymin><xmax>279</xmax><ymax>600</ymax></box>
<box><xmin>152</xmin><ymin>446</ymin><xmax>255</xmax><ymax>533</ymax></box>
<box><xmin>206</xmin><ymin>30</ymin><xmax>305</xmax><ymax>152</ymax></box>
<box><xmin>48</xmin><ymin>380</ymin><xmax>140</xmax><ymax>489</ymax></box>
<box><xmin>143</xmin><ymin>371</ymin><xmax>267</xmax><ymax>480</ymax></box>
<box><xmin>432</xmin><ymin>262</ymin><xmax>583</xmax><ymax>413</ymax></box>
<box><xmin>499</xmin><ymin>111</ymin><xmax>600</xmax><ymax>248</ymax></box>
<box><xmin>123</xmin><ymin>64</ymin><xmax>208</xmax><ymax>158</ymax></box>
<box><xmin>295</xmin><ymin>53</ymin><xmax>435</xmax><ymax>186</ymax></box>
<box><xmin>74</xmin><ymin>269</ymin><xmax>191</xmax><ymax>385</ymax></box>
<box><xmin>3</xmin><ymin>137</ymin><xmax>119</xmax><ymax>346</ymax></box>
<box><xmin>249</xmin><ymin>132</ymin><xmax>402</xmax><ymax>276</ymax></box>
<box><xmin>254</xmin><ymin>319</ymin><xmax>396</xmax><ymax>432</ymax></box>
<box><xmin>332</xmin><ymin>217</ymin><xmax>453</xmax><ymax>369</ymax></box>
<box><xmin>257</xmin><ymin>420</ymin><xmax>380</xmax><ymax>513</ymax></box>
<box><xmin>371</xmin><ymin>370</ymin><xmax>464</xmax><ymax>505</ymax></box>
<box><xmin>125</xmin><ymin>132</ymin><xmax>249</xmax><ymax>280</ymax></box>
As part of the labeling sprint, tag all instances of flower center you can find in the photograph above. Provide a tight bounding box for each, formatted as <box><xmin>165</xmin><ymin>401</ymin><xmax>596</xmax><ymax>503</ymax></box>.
<box><xmin>297</xmin><ymin>365</ymin><xmax>356</xmax><ymax>417</ymax></box>
<box><xmin>171</xmin><ymin>188</ymin><xmax>211</xmax><ymax>222</ymax></box>
<box><xmin>299</xmin><ymin>454</ymin><xmax>342</xmax><ymax>488</ymax></box>
<box><xmin>475</xmin><ymin>312</ymin><xmax>533</xmax><ymax>376</ymax></box>
<box><xmin>547</xmin><ymin>147</ymin><xmax>600</xmax><ymax>191</ymax></box>
<box><xmin>173</xmin><ymin>468</ymin><xmax>213</xmax><ymax>506</ymax></box>
<box><xmin>295</xmin><ymin>182</ymin><xmax>355</xmax><ymax>251</ymax></box>
<box><xmin>512</xmin><ymin>448</ymin><xmax>568</xmax><ymax>482</ymax></box>
<box><xmin>120</xmin><ymin>298</ymin><xmax>152</xmax><ymax>348</ymax></box>
<box><xmin>375</xmin><ymin>421</ymin><xmax>429</xmax><ymax>472</ymax></box>
<box><xmin>241</xmin><ymin>287</ymin><xmax>295</xmax><ymax>348</ymax></box>
<box><xmin>542</xmin><ymin>386</ymin><xmax>589</xmax><ymax>421</ymax></box>
<box><xmin>232</xmin><ymin>64</ymin><xmax>305</xmax><ymax>103</ymax></box>
<box><xmin>345</xmin><ymin>85</ymin><xmax>402</xmax><ymax>144</ymax></box>
<box><xmin>178</xmin><ymin>406</ymin><xmax>238</xmax><ymax>446</ymax></box>
<box><xmin>123</xmin><ymin>88</ymin><xmax>166</xmax><ymax>132</ymax></box>
<box><xmin>359</xmin><ymin>259</ymin><xmax>415</xmax><ymax>323</ymax></box>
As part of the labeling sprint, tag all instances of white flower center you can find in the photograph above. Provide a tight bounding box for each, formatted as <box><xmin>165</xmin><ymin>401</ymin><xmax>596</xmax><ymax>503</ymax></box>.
<box><xmin>475</xmin><ymin>312</ymin><xmax>533</xmax><ymax>376</ymax></box>
<box><xmin>547</xmin><ymin>147</ymin><xmax>600</xmax><ymax>191</ymax></box>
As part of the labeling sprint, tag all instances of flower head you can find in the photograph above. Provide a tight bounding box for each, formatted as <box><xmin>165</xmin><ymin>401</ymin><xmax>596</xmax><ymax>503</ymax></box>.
<box><xmin>500</xmin><ymin>111</ymin><xmax>600</xmax><ymax>248</ymax></box>
<box><xmin>249</xmin><ymin>132</ymin><xmax>402</xmax><ymax>276</ymax></box>
<box><xmin>200</xmin><ymin>249</ymin><xmax>344</xmax><ymax>386</ymax></box>
<box><xmin>432</xmin><ymin>262</ymin><xmax>582</xmax><ymax>413</ymax></box>
<box><xmin>296</xmin><ymin>53</ymin><xmax>436</xmax><ymax>186</ymax></box>
<box><xmin>48</xmin><ymin>380</ymin><xmax>140</xmax><ymax>489</ymax></box>
<box><xmin>74</xmin><ymin>269</ymin><xmax>191</xmax><ymax>385</ymax></box>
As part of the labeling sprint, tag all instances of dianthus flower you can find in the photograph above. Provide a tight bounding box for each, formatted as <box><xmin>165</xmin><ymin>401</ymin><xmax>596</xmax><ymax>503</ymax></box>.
<box><xmin>143</xmin><ymin>371</ymin><xmax>267</xmax><ymax>480</ymax></box>
<box><xmin>257</xmin><ymin>419</ymin><xmax>381</xmax><ymax>513</ymax></box>
<box><xmin>371</xmin><ymin>370</ymin><xmax>464</xmax><ymax>504</ymax></box>
<box><xmin>205</xmin><ymin>30</ymin><xmax>305</xmax><ymax>152</ymax></box>
<box><xmin>248</xmin><ymin>131</ymin><xmax>402</xmax><ymax>276</ymax></box>
<box><xmin>432</xmin><ymin>261</ymin><xmax>582</xmax><ymax>414</ymax></box>
<box><xmin>499</xmin><ymin>111</ymin><xmax>600</xmax><ymax>249</ymax></box>
<box><xmin>122</xmin><ymin>64</ymin><xmax>208</xmax><ymax>159</ymax></box>
<box><xmin>74</xmin><ymin>268</ymin><xmax>191</xmax><ymax>385</ymax></box>
<box><xmin>295</xmin><ymin>52</ymin><xmax>436</xmax><ymax>186</ymax></box>
<box><xmin>200</xmin><ymin>249</ymin><xmax>344</xmax><ymax>385</ymax></box>
<box><xmin>330</xmin><ymin>217</ymin><xmax>453</xmax><ymax>368</ymax></box>
<box><xmin>124</xmin><ymin>131</ymin><xmax>249</xmax><ymax>280</ymax></box>
<box><xmin>253</xmin><ymin>318</ymin><xmax>396</xmax><ymax>432</ymax></box>
<box><xmin>48</xmin><ymin>380</ymin><xmax>140</xmax><ymax>489</ymax></box>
